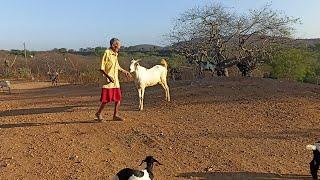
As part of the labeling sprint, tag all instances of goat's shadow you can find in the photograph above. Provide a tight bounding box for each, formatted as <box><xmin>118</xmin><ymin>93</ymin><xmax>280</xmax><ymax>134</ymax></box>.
<box><xmin>118</xmin><ymin>103</ymin><xmax>141</xmax><ymax>112</ymax></box>
<box><xmin>177</xmin><ymin>172</ymin><xmax>310</xmax><ymax>180</ymax></box>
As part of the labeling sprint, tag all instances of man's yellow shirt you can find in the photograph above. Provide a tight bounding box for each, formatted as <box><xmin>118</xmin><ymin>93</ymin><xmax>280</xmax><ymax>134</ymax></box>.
<box><xmin>100</xmin><ymin>49</ymin><xmax>123</xmax><ymax>88</ymax></box>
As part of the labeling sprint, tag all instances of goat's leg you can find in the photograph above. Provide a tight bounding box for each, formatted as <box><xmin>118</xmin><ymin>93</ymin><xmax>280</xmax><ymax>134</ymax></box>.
<box><xmin>161</xmin><ymin>81</ymin><xmax>170</xmax><ymax>102</ymax></box>
<box><xmin>160</xmin><ymin>83</ymin><xmax>168</xmax><ymax>101</ymax></box>
<box><xmin>165</xmin><ymin>83</ymin><xmax>170</xmax><ymax>101</ymax></box>
<box><xmin>138</xmin><ymin>88</ymin><xmax>142</xmax><ymax>110</ymax></box>
<box><xmin>140</xmin><ymin>88</ymin><xmax>145</xmax><ymax>111</ymax></box>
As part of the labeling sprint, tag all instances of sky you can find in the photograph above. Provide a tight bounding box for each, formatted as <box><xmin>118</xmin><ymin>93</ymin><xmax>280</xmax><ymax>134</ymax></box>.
<box><xmin>0</xmin><ymin>0</ymin><xmax>319</xmax><ymax>50</ymax></box>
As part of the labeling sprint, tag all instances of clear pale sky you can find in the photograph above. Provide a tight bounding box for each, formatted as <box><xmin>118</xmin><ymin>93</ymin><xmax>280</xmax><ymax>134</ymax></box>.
<box><xmin>0</xmin><ymin>0</ymin><xmax>319</xmax><ymax>50</ymax></box>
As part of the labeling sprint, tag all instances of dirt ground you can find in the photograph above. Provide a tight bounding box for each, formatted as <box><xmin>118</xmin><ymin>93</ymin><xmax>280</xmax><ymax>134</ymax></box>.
<box><xmin>1</xmin><ymin>77</ymin><xmax>320</xmax><ymax>180</ymax></box>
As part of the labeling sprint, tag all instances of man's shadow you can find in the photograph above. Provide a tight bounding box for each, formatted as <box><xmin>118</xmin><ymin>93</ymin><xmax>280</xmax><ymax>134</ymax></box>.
<box><xmin>0</xmin><ymin>118</ymin><xmax>125</xmax><ymax>129</ymax></box>
<box><xmin>0</xmin><ymin>120</ymin><xmax>98</xmax><ymax>129</ymax></box>
<box><xmin>0</xmin><ymin>105</ymin><xmax>80</xmax><ymax>117</ymax></box>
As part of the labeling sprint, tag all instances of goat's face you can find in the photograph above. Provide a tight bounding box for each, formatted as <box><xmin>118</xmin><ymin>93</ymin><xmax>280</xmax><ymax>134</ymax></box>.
<box><xmin>129</xmin><ymin>58</ymin><xmax>141</xmax><ymax>73</ymax></box>
<box><xmin>139</xmin><ymin>156</ymin><xmax>162</xmax><ymax>169</ymax></box>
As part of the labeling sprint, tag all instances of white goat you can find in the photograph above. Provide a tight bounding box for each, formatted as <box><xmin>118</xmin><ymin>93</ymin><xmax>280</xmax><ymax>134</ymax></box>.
<box><xmin>129</xmin><ymin>58</ymin><xmax>170</xmax><ymax>110</ymax></box>
<box><xmin>0</xmin><ymin>80</ymin><xmax>11</xmax><ymax>94</ymax></box>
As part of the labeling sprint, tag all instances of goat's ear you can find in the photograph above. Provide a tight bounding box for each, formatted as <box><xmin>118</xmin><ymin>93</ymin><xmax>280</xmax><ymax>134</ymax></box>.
<box><xmin>154</xmin><ymin>159</ymin><xmax>162</xmax><ymax>165</ymax></box>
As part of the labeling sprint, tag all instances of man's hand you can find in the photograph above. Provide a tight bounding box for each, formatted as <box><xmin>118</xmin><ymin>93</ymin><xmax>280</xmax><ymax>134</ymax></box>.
<box><xmin>123</xmin><ymin>70</ymin><xmax>132</xmax><ymax>78</ymax></box>
<box><xmin>107</xmin><ymin>76</ymin><xmax>115</xmax><ymax>83</ymax></box>
<box><xmin>100</xmin><ymin>69</ymin><xmax>114</xmax><ymax>83</ymax></box>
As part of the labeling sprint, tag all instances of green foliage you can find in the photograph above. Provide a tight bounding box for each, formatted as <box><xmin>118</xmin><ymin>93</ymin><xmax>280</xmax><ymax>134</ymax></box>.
<box><xmin>10</xmin><ymin>49</ymin><xmax>34</xmax><ymax>57</ymax></box>
<box><xmin>303</xmin><ymin>52</ymin><xmax>320</xmax><ymax>83</ymax></box>
<box><xmin>167</xmin><ymin>53</ymin><xmax>186</xmax><ymax>68</ymax></box>
<box><xmin>17</xmin><ymin>67</ymin><xmax>32</xmax><ymax>79</ymax></box>
<box><xmin>268</xmin><ymin>48</ymin><xmax>319</xmax><ymax>82</ymax></box>
<box><xmin>314</xmin><ymin>43</ymin><xmax>320</xmax><ymax>52</ymax></box>
<box><xmin>68</xmin><ymin>49</ymin><xmax>75</xmax><ymax>53</ymax></box>
<box><xmin>94</xmin><ymin>47</ymin><xmax>107</xmax><ymax>57</ymax></box>
<box><xmin>58</xmin><ymin>48</ymin><xmax>67</xmax><ymax>54</ymax></box>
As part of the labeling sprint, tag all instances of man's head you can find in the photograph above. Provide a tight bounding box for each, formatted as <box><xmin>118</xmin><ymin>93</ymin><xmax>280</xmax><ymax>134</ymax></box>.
<box><xmin>110</xmin><ymin>38</ymin><xmax>121</xmax><ymax>53</ymax></box>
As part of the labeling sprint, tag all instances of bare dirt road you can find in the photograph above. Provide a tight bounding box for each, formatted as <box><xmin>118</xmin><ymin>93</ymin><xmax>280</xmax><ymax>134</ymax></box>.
<box><xmin>1</xmin><ymin>77</ymin><xmax>320</xmax><ymax>179</ymax></box>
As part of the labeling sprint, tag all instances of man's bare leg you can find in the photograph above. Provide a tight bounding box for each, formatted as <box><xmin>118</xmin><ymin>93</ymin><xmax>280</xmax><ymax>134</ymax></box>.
<box><xmin>95</xmin><ymin>103</ymin><xmax>106</xmax><ymax>121</ymax></box>
<box><xmin>113</xmin><ymin>101</ymin><xmax>124</xmax><ymax>121</ymax></box>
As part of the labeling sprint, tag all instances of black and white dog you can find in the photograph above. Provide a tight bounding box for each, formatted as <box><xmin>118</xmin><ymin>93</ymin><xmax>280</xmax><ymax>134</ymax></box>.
<box><xmin>114</xmin><ymin>156</ymin><xmax>162</xmax><ymax>180</ymax></box>
<box><xmin>307</xmin><ymin>141</ymin><xmax>320</xmax><ymax>179</ymax></box>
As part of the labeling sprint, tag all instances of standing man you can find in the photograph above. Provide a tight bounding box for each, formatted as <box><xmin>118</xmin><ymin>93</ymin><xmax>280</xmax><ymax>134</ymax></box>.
<box><xmin>95</xmin><ymin>38</ymin><xmax>131</xmax><ymax>121</ymax></box>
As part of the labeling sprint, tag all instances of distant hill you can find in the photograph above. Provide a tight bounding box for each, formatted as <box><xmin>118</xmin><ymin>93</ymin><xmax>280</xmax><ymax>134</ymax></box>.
<box><xmin>1</xmin><ymin>38</ymin><xmax>319</xmax><ymax>53</ymax></box>
<box><xmin>123</xmin><ymin>44</ymin><xmax>163</xmax><ymax>52</ymax></box>
<box><xmin>294</xmin><ymin>38</ymin><xmax>320</xmax><ymax>48</ymax></box>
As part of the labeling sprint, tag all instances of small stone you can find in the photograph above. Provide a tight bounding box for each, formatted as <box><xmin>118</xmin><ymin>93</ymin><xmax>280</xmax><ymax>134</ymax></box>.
<box><xmin>69</xmin><ymin>155</ymin><xmax>79</xmax><ymax>160</ymax></box>
<box><xmin>207</xmin><ymin>167</ymin><xmax>214</xmax><ymax>171</ymax></box>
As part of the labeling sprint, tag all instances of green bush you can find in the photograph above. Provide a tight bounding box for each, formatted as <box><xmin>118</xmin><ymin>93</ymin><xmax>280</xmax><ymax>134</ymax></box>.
<box><xmin>17</xmin><ymin>67</ymin><xmax>32</xmax><ymax>79</ymax></box>
<box><xmin>269</xmin><ymin>48</ymin><xmax>318</xmax><ymax>82</ymax></box>
<box><xmin>167</xmin><ymin>53</ymin><xmax>186</xmax><ymax>68</ymax></box>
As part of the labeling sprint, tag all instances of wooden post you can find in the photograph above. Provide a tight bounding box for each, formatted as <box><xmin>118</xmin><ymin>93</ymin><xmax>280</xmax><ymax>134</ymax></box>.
<box><xmin>23</xmin><ymin>42</ymin><xmax>27</xmax><ymax>66</ymax></box>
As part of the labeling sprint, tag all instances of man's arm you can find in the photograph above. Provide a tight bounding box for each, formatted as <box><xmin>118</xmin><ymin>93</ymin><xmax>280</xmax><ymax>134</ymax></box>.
<box><xmin>100</xmin><ymin>69</ymin><xmax>114</xmax><ymax>83</ymax></box>
<box><xmin>100</xmin><ymin>51</ymin><xmax>114</xmax><ymax>83</ymax></box>
<box><xmin>117</xmin><ymin>62</ymin><xmax>132</xmax><ymax>78</ymax></box>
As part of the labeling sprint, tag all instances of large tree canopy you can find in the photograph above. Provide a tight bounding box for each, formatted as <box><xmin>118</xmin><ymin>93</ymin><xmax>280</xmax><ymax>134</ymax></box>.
<box><xmin>168</xmin><ymin>3</ymin><xmax>299</xmax><ymax>76</ymax></box>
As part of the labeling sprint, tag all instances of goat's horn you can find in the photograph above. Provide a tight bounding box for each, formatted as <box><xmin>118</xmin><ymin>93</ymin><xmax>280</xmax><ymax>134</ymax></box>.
<box><xmin>139</xmin><ymin>160</ymin><xmax>145</xmax><ymax>166</ymax></box>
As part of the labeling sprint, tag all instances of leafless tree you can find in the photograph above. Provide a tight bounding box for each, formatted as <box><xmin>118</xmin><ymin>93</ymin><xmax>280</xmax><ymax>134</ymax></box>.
<box><xmin>168</xmin><ymin>3</ymin><xmax>299</xmax><ymax>77</ymax></box>
<box><xmin>4</xmin><ymin>55</ymin><xmax>17</xmax><ymax>75</ymax></box>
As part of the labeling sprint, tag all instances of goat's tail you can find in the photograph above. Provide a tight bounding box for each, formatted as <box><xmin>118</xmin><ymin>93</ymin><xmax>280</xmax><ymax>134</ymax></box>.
<box><xmin>307</xmin><ymin>144</ymin><xmax>317</xmax><ymax>151</ymax></box>
<box><xmin>160</xmin><ymin>59</ymin><xmax>168</xmax><ymax>69</ymax></box>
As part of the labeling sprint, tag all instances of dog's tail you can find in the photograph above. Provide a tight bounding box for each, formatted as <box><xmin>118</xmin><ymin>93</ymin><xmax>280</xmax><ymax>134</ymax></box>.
<box><xmin>307</xmin><ymin>144</ymin><xmax>317</xmax><ymax>151</ymax></box>
<box><xmin>160</xmin><ymin>59</ymin><xmax>168</xmax><ymax>69</ymax></box>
